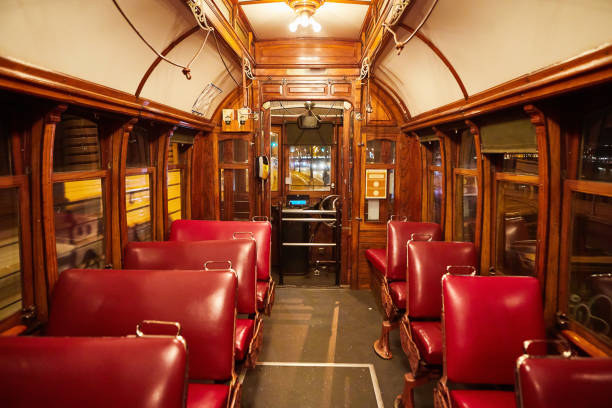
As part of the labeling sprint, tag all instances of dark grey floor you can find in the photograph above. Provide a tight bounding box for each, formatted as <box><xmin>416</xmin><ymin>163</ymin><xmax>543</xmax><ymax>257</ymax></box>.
<box><xmin>241</xmin><ymin>287</ymin><xmax>436</xmax><ymax>407</ymax></box>
<box><xmin>272</xmin><ymin>265</ymin><xmax>338</xmax><ymax>287</ymax></box>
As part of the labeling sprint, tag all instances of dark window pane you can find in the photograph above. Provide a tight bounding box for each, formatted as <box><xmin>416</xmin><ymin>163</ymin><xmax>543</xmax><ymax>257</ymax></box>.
<box><xmin>126</xmin><ymin>174</ymin><xmax>152</xmax><ymax>242</ymax></box>
<box><xmin>54</xmin><ymin>179</ymin><xmax>105</xmax><ymax>273</ymax></box>
<box><xmin>54</xmin><ymin>115</ymin><xmax>101</xmax><ymax>172</ymax></box>
<box><xmin>458</xmin><ymin>130</ymin><xmax>477</xmax><ymax>169</ymax></box>
<box><xmin>0</xmin><ymin>188</ymin><xmax>21</xmax><ymax>320</ymax></box>
<box><xmin>495</xmin><ymin>181</ymin><xmax>538</xmax><ymax>275</ymax></box>
<box><xmin>454</xmin><ymin>174</ymin><xmax>477</xmax><ymax>242</ymax></box>
<box><xmin>567</xmin><ymin>192</ymin><xmax>612</xmax><ymax>346</ymax></box>
<box><xmin>366</xmin><ymin>139</ymin><xmax>395</xmax><ymax>164</ymax></box>
<box><xmin>427</xmin><ymin>140</ymin><xmax>442</xmax><ymax>166</ymax></box>
<box><xmin>219</xmin><ymin>139</ymin><xmax>249</xmax><ymax>164</ymax></box>
<box><xmin>168</xmin><ymin>142</ymin><xmax>189</xmax><ymax>166</ymax></box>
<box><xmin>288</xmin><ymin>145</ymin><xmax>332</xmax><ymax>191</ymax></box>
<box><xmin>167</xmin><ymin>170</ymin><xmax>182</xmax><ymax>224</ymax></box>
<box><xmin>430</xmin><ymin>170</ymin><xmax>442</xmax><ymax>224</ymax></box>
<box><xmin>0</xmin><ymin>122</ymin><xmax>12</xmax><ymax>176</ymax></box>
<box><xmin>580</xmin><ymin>106</ymin><xmax>612</xmax><ymax>182</ymax></box>
<box><xmin>271</xmin><ymin>132</ymin><xmax>279</xmax><ymax>192</ymax></box>
<box><xmin>126</xmin><ymin>126</ymin><xmax>150</xmax><ymax>168</ymax></box>
<box><xmin>502</xmin><ymin>153</ymin><xmax>539</xmax><ymax>175</ymax></box>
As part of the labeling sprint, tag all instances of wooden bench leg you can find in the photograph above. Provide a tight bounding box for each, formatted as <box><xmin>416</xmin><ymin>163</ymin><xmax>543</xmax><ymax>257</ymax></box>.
<box><xmin>394</xmin><ymin>373</ymin><xmax>430</xmax><ymax>408</ymax></box>
<box><xmin>373</xmin><ymin>320</ymin><xmax>396</xmax><ymax>359</ymax></box>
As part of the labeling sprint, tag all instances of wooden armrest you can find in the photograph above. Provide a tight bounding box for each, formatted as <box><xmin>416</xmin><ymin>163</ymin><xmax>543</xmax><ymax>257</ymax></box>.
<box><xmin>1</xmin><ymin>325</ymin><xmax>27</xmax><ymax>337</ymax></box>
<box><xmin>561</xmin><ymin>330</ymin><xmax>609</xmax><ymax>357</ymax></box>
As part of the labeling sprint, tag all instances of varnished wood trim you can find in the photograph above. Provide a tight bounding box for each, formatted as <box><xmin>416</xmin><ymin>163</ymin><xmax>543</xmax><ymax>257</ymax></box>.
<box><xmin>402</xmin><ymin>44</ymin><xmax>612</xmax><ymax>132</ymax></box>
<box><xmin>466</xmin><ymin>120</ymin><xmax>484</xmax><ymax>258</ymax></box>
<box><xmin>563</xmin><ymin>179</ymin><xmax>612</xmax><ymax>196</ymax></box>
<box><xmin>51</xmin><ymin>170</ymin><xmax>108</xmax><ymax>182</ymax></box>
<box><xmin>398</xmin><ymin>24</ymin><xmax>468</xmax><ymax>101</ymax></box>
<box><xmin>239</xmin><ymin>0</ymin><xmax>370</xmax><ymax>4</ymax></box>
<box><xmin>371</xmin><ymin>77</ymin><xmax>411</xmax><ymax>121</ymax></box>
<box><xmin>561</xmin><ymin>330</ymin><xmax>610</xmax><ymax>357</ymax></box>
<box><xmin>135</xmin><ymin>26</ymin><xmax>199</xmax><ymax>98</ymax></box>
<box><xmin>494</xmin><ymin>173</ymin><xmax>539</xmax><ymax>185</ymax></box>
<box><xmin>0</xmin><ymin>324</ymin><xmax>27</xmax><ymax>336</ymax></box>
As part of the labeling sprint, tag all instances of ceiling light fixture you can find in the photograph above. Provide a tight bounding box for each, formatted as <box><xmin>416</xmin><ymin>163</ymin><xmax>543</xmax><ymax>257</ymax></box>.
<box><xmin>287</xmin><ymin>0</ymin><xmax>324</xmax><ymax>33</ymax></box>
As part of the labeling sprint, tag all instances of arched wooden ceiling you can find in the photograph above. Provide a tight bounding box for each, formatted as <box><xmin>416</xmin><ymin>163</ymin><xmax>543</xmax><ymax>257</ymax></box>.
<box><xmin>375</xmin><ymin>0</ymin><xmax>612</xmax><ymax>117</ymax></box>
<box><xmin>0</xmin><ymin>0</ymin><xmax>240</xmax><ymax>119</ymax></box>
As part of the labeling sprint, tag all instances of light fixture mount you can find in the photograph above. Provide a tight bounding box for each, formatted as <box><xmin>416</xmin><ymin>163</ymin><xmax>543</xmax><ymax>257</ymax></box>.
<box><xmin>287</xmin><ymin>0</ymin><xmax>324</xmax><ymax>32</ymax></box>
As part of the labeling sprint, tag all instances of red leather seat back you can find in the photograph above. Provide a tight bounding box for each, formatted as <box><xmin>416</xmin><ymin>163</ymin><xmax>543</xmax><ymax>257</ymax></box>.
<box><xmin>387</xmin><ymin>221</ymin><xmax>442</xmax><ymax>281</ymax></box>
<box><xmin>516</xmin><ymin>356</ymin><xmax>612</xmax><ymax>408</ymax></box>
<box><xmin>0</xmin><ymin>336</ymin><xmax>187</xmax><ymax>408</ymax></box>
<box><xmin>47</xmin><ymin>268</ymin><xmax>236</xmax><ymax>382</ymax></box>
<box><xmin>442</xmin><ymin>275</ymin><xmax>545</xmax><ymax>385</ymax></box>
<box><xmin>170</xmin><ymin>220</ymin><xmax>271</xmax><ymax>281</ymax></box>
<box><xmin>407</xmin><ymin>241</ymin><xmax>477</xmax><ymax>319</ymax></box>
<box><xmin>124</xmin><ymin>240</ymin><xmax>256</xmax><ymax>315</ymax></box>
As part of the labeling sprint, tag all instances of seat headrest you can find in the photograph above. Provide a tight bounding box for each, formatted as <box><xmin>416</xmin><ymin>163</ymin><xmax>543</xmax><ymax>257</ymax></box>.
<box><xmin>386</xmin><ymin>221</ymin><xmax>442</xmax><ymax>281</ymax></box>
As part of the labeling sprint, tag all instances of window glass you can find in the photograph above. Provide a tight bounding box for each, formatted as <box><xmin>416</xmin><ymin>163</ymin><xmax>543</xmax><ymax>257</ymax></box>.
<box><xmin>126</xmin><ymin>126</ymin><xmax>150</xmax><ymax>168</ymax></box>
<box><xmin>366</xmin><ymin>140</ymin><xmax>395</xmax><ymax>164</ymax></box>
<box><xmin>0</xmin><ymin>122</ymin><xmax>12</xmax><ymax>176</ymax></box>
<box><xmin>430</xmin><ymin>169</ymin><xmax>442</xmax><ymax>224</ymax></box>
<box><xmin>53</xmin><ymin>115</ymin><xmax>101</xmax><ymax>172</ymax></box>
<box><xmin>567</xmin><ymin>192</ymin><xmax>612</xmax><ymax>346</ymax></box>
<box><xmin>125</xmin><ymin>174</ymin><xmax>152</xmax><ymax>242</ymax></box>
<box><xmin>219</xmin><ymin>139</ymin><xmax>249</xmax><ymax>164</ymax></box>
<box><xmin>271</xmin><ymin>132</ymin><xmax>279</xmax><ymax>192</ymax></box>
<box><xmin>502</xmin><ymin>153</ymin><xmax>539</xmax><ymax>175</ymax></box>
<box><xmin>53</xmin><ymin>179</ymin><xmax>105</xmax><ymax>273</ymax></box>
<box><xmin>0</xmin><ymin>188</ymin><xmax>21</xmax><ymax>320</ymax></box>
<box><xmin>429</xmin><ymin>140</ymin><xmax>442</xmax><ymax>166</ymax></box>
<box><xmin>454</xmin><ymin>174</ymin><xmax>477</xmax><ymax>242</ymax></box>
<box><xmin>167</xmin><ymin>170</ymin><xmax>182</xmax><ymax>224</ymax></box>
<box><xmin>288</xmin><ymin>145</ymin><xmax>331</xmax><ymax>191</ymax></box>
<box><xmin>580</xmin><ymin>106</ymin><xmax>612</xmax><ymax>182</ymax></box>
<box><xmin>458</xmin><ymin>130</ymin><xmax>477</xmax><ymax>169</ymax></box>
<box><xmin>220</xmin><ymin>169</ymin><xmax>225</xmax><ymax>220</ymax></box>
<box><xmin>495</xmin><ymin>181</ymin><xmax>538</xmax><ymax>275</ymax></box>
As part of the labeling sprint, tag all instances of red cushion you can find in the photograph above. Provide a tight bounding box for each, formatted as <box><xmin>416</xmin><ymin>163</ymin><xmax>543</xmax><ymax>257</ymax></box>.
<box><xmin>170</xmin><ymin>220</ymin><xmax>271</xmax><ymax>281</ymax></box>
<box><xmin>124</xmin><ymin>240</ymin><xmax>257</xmax><ymax>315</ymax></box>
<box><xmin>387</xmin><ymin>221</ymin><xmax>442</xmax><ymax>281</ymax></box>
<box><xmin>0</xmin><ymin>336</ymin><xmax>187</xmax><ymax>408</ymax></box>
<box><xmin>517</xmin><ymin>356</ymin><xmax>612</xmax><ymax>408</ymax></box>
<box><xmin>389</xmin><ymin>281</ymin><xmax>406</xmax><ymax>309</ymax></box>
<box><xmin>256</xmin><ymin>281</ymin><xmax>268</xmax><ymax>311</ymax></box>
<box><xmin>187</xmin><ymin>383</ymin><xmax>229</xmax><ymax>408</ymax></box>
<box><xmin>409</xmin><ymin>321</ymin><xmax>442</xmax><ymax>365</ymax></box>
<box><xmin>450</xmin><ymin>390</ymin><xmax>516</xmax><ymax>408</ymax></box>
<box><xmin>442</xmin><ymin>275</ymin><xmax>545</xmax><ymax>385</ymax></box>
<box><xmin>47</xmin><ymin>269</ymin><xmax>237</xmax><ymax>382</ymax></box>
<box><xmin>235</xmin><ymin>318</ymin><xmax>255</xmax><ymax>361</ymax></box>
<box><xmin>407</xmin><ymin>241</ymin><xmax>477</xmax><ymax>319</ymax></box>
<box><xmin>365</xmin><ymin>248</ymin><xmax>386</xmax><ymax>274</ymax></box>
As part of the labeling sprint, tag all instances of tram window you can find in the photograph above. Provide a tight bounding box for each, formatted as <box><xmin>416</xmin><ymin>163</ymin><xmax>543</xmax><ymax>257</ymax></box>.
<box><xmin>219</xmin><ymin>168</ymin><xmax>250</xmax><ymax>220</ymax></box>
<box><xmin>219</xmin><ymin>139</ymin><xmax>249</xmax><ymax>163</ymax></box>
<box><xmin>458</xmin><ymin>130</ymin><xmax>477</xmax><ymax>169</ymax></box>
<box><xmin>271</xmin><ymin>131</ymin><xmax>279</xmax><ymax>192</ymax></box>
<box><xmin>566</xmin><ymin>192</ymin><xmax>612</xmax><ymax>347</ymax></box>
<box><xmin>0</xmin><ymin>188</ymin><xmax>21</xmax><ymax>321</ymax></box>
<box><xmin>366</xmin><ymin>140</ymin><xmax>395</xmax><ymax>164</ymax></box>
<box><xmin>580</xmin><ymin>106</ymin><xmax>612</xmax><ymax>182</ymax></box>
<box><xmin>495</xmin><ymin>181</ymin><xmax>539</xmax><ymax>276</ymax></box>
<box><xmin>0</xmin><ymin>124</ymin><xmax>12</xmax><ymax>176</ymax></box>
<box><xmin>126</xmin><ymin>126</ymin><xmax>150</xmax><ymax>168</ymax></box>
<box><xmin>287</xmin><ymin>145</ymin><xmax>332</xmax><ymax>191</ymax></box>
<box><xmin>502</xmin><ymin>153</ymin><xmax>539</xmax><ymax>175</ymax></box>
<box><xmin>53</xmin><ymin>179</ymin><xmax>106</xmax><ymax>273</ymax></box>
<box><xmin>454</xmin><ymin>174</ymin><xmax>477</xmax><ymax>242</ymax></box>
<box><xmin>167</xmin><ymin>133</ymin><xmax>193</xmax><ymax>226</ymax></box>
<box><xmin>167</xmin><ymin>169</ymin><xmax>182</xmax><ymax>223</ymax></box>
<box><xmin>422</xmin><ymin>139</ymin><xmax>443</xmax><ymax>224</ymax></box>
<box><xmin>53</xmin><ymin>115</ymin><xmax>101</xmax><ymax>172</ymax></box>
<box><xmin>125</xmin><ymin>174</ymin><xmax>152</xmax><ymax>242</ymax></box>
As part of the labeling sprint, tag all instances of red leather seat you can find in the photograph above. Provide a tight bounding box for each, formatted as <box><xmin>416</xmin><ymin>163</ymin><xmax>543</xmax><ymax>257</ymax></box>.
<box><xmin>435</xmin><ymin>275</ymin><xmax>545</xmax><ymax>408</ymax></box>
<box><xmin>170</xmin><ymin>219</ymin><xmax>274</xmax><ymax>314</ymax></box>
<box><xmin>0</xmin><ymin>336</ymin><xmax>187</xmax><ymax>408</ymax></box>
<box><xmin>516</xmin><ymin>355</ymin><xmax>612</xmax><ymax>408</ymax></box>
<box><xmin>47</xmin><ymin>268</ymin><xmax>238</xmax><ymax>408</ymax></box>
<box><xmin>188</xmin><ymin>384</ymin><xmax>230</xmax><ymax>408</ymax></box>
<box><xmin>256</xmin><ymin>281</ymin><xmax>269</xmax><ymax>311</ymax></box>
<box><xmin>409</xmin><ymin>321</ymin><xmax>442</xmax><ymax>365</ymax></box>
<box><xmin>450</xmin><ymin>390</ymin><xmax>516</xmax><ymax>408</ymax></box>
<box><xmin>369</xmin><ymin>221</ymin><xmax>442</xmax><ymax>360</ymax></box>
<box><xmin>124</xmin><ymin>240</ymin><xmax>262</xmax><ymax>366</ymax></box>
<box><xmin>365</xmin><ymin>248</ymin><xmax>386</xmax><ymax>274</ymax></box>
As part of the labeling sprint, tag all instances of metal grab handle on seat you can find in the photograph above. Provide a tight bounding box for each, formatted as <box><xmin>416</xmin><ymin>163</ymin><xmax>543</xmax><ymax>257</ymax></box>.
<box><xmin>136</xmin><ymin>320</ymin><xmax>182</xmax><ymax>338</ymax></box>
<box><xmin>252</xmin><ymin>216</ymin><xmax>269</xmax><ymax>222</ymax></box>
<box><xmin>204</xmin><ymin>260</ymin><xmax>233</xmax><ymax>270</ymax></box>
<box><xmin>522</xmin><ymin>339</ymin><xmax>573</xmax><ymax>358</ymax></box>
<box><xmin>446</xmin><ymin>265</ymin><xmax>477</xmax><ymax>276</ymax></box>
<box><xmin>389</xmin><ymin>215</ymin><xmax>408</xmax><ymax>222</ymax></box>
<box><xmin>233</xmin><ymin>231</ymin><xmax>255</xmax><ymax>240</ymax></box>
<box><xmin>410</xmin><ymin>233</ymin><xmax>433</xmax><ymax>241</ymax></box>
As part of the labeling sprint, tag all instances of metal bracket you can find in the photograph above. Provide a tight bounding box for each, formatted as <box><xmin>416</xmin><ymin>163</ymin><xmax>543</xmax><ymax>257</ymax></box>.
<box><xmin>204</xmin><ymin>260</ymin><xmax>233</xmax><ymax>270</ymax></box>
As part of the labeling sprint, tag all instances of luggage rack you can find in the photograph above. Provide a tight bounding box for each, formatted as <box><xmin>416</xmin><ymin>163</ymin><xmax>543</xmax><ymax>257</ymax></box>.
<box><xmin>278</xmin><ymin>205</ymin><xmax>341</xmax><ymax>285</ymax></box>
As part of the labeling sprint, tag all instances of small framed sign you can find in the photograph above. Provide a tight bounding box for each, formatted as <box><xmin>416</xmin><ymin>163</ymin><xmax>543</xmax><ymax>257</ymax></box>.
<box><xmin>365</xmin><ymin>169</ymin><xmax>387</xmax><ymax>199</ymax></box>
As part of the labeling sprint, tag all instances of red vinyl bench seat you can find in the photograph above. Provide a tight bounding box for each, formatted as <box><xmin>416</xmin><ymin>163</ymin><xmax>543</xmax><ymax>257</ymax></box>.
<box><xmin>364</xmin><ymin>248</ymin><xmax>386</xmax><ymax>274</ymax></box>
<box><xmin>388</xmin><ymin>281</ymin><xmax>406</xmax><ymax>309</ymax></box>
<box><xmin>450</xmin><ymin>390</ymin><xmax>516</xmax><ymax>408</ymax></box>
<box><xmin>409</xmin><ymin>321</ymin><xmax>443</xmax><ymax>366</ymax></box>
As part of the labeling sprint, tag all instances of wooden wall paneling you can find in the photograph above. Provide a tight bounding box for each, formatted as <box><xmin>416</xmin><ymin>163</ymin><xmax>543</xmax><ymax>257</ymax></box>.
<box><xmin>40</xmin><ymin>105</ymin><xmax>67</xmax><ymax>292</ymax></box>
<box><xmin>340</xmin><ymin>108</ymin><xmax>352</xmax><ymax>285</ymax></box>
<box><xmin>156</xmin><ymin>127</ymin><xmax>173</xmax><ymax>240</ymax></box>
<box><xmin>261</xmin><ymin>92</ymin><xmax>272</xmax><ymax>219</ymax></box>
<box><xmin>419</xmin><ymin>140</ymin><xmax>428</xmax><ymax>222</ymax></box>
<box><xmin>255</xmin><ymin>39</ymin><xmax>361</xmax><ymax>68</ymax></box>
<box><xmin>524</xmin><ymin>105</ymin><xmax>550</xmax><ymax>285</ymax></box>
<box><xmin>398</xmin><ymin>133</ymin><xmax>422</xmax><ymax>221</ymax></box>
<box><xmin>480</xmin><ymin>146</ymin><xmax>493</xmax><ymax>273</ymax></box>
<box><xmin>190</xmin><ymin>131</ymin><xmax>205</xmax><ymax>220</ymax></box>
<box><xmin>350</xmin><ymin>80</ymin><xmax>363</xmax><ymax>289</ymax></box>
<box><xmin>466</xmin><ymin>120</ymin><xmax>484</xmax><ymax>257</ymax></box>
<box><xmin>435</xmin><ymin>127</ymin><xmax>454</xmax><ymax>240</ymax></box>
<box><xmin>184</xmin><ymin>144</ymin><xmax>193</xmax><ymax>220</ymax></box>
<box><xmin>97</xmin><ymin>119</ymin><xmax>114</xmax><ymax>268</ymax></box>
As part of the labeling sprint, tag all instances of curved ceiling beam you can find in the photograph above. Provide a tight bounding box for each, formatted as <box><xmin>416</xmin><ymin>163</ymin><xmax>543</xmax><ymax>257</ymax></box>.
<box><xmin>398</xmin><ymin>23</ymin><xmax>468</xmax><ymax>101</ymax></box>
<box><xmin>371</xmin><ymin>76</ymin><xmax>412</xmax><ymax>121</ymax></box>
<box><xmin>135</xmin><ymin>26</ymin><xmax>199</xmax><ymax>98</ymax></box>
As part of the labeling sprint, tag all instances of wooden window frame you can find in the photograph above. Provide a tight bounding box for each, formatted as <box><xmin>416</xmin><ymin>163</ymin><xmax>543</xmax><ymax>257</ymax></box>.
<box><xmin>218</xmin><ymin>133</ymin><xmax>254</xmax><ymax>220</ymax></box>
<box><xmin>420</xmin><ymin>137</ymin><xmax>445</xmax><ymax>227</ymax></box>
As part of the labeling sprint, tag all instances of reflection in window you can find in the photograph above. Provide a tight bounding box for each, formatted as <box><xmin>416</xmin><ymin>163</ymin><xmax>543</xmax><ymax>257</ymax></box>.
<box><xmin>454</xmin><ymin>174</ymin><xmax>477</xmax><ymax>242</ymax></box>
<box><xmin>126</xmin><ymin>126</ymin><xmax>150</xmax><ymax>168</ymax></box>
<box><xmin>0</xmin><ymin>122</ymin><xmax>12</xmax><ymax>176</ymax></box>
<box><xmin>430</xmin><ymin>170</ymin><xmax>442</xmax><ymax>224</ymax></box>
<box><xmin>366</xmin><ymin>140</ymin><xmax>395</xmax><ymax>164</ymax></box>
<box><xmin>567</xmin><ymin>192</ymin><xmax>612</xmax><ymax>346</ymax></box>
<box><xmin>0</xmin><ymin>188</ymin><xmax>21</xmax><ymax>320</ymax></box>
<box><xmin>502</xmin><ymin>153</ymin><xmax>539</xmax><ymax>175</ymax></box>
<box><xmin>125</xmin><ymin>174</ymin><xmax>152</xmax><ymax>242</ymax></box>
<box><xmin>580</xmin><ymin>106</ymin><xmax>612</xmax><ymax>182</ymax></box>
<box><xmin>53</xmin><ymin>115</ymin><xmax>101</xmax><ymax>172</ymax></box>
<box><xmin>430</xmin><ymin>140</ymin><xmax>442</xmax><ymax>166</ymax></box>
<box><xmin>53</xmin><ymin>179</ymin><xmax>105</xmax><ymax>273</ymax></box>
<box><xmin>288</xmin><ymin>145</ymin><xmax>331</xmax><ymax>191</ymax></box>
<box><xmin>458</xmin><ymin>130</ymin><xmax>477</xmax><ymax>169</ymax></box>
<box><xmin>219</xmin><ymin>139</ymin><xmax>249</xmax><ymax>164</ymax></box>
<box><xmin>495</xmin><ymin>181</ymin><xmax>538</xmax><ymax>275</ymax></box>
<box><xmin>167</xmin><ymin>170</ymin><xmax>182</xmax><ymax>224</ymax></box>
<box><xmin>271</xmin><ymin>132</ymin><xmax>279</xmax><ymax>192</ymax></box>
